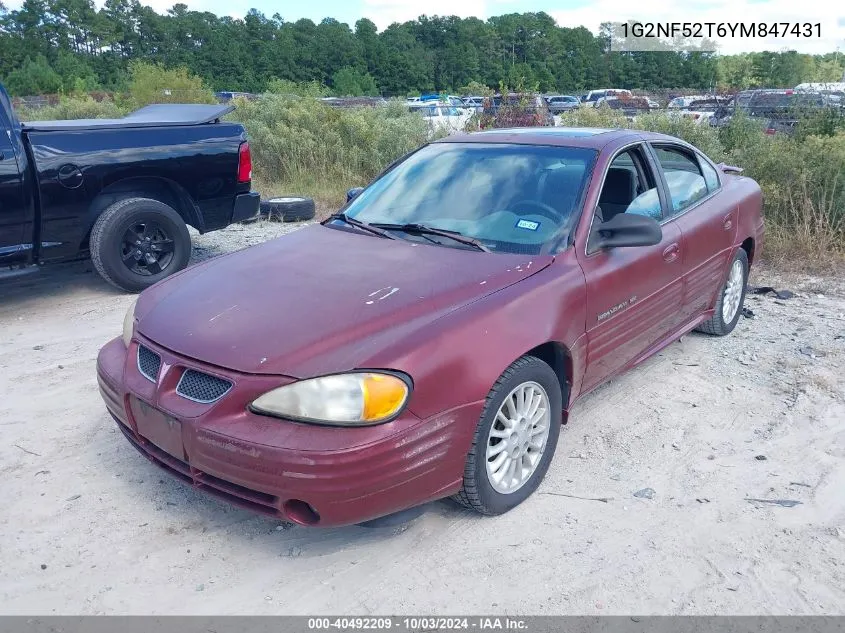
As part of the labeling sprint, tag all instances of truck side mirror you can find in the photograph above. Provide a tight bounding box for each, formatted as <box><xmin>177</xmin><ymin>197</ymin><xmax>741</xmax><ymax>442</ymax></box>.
<box><xmin>347</xmin><ymin>187</ymin><xmax>364</xmax><ymax>202</ymax></box>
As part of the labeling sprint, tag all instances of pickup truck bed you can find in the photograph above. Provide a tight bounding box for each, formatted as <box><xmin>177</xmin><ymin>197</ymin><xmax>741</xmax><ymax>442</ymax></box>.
<box><xmin>1</xmin><ymin>84</ymin><xmax>259</xmax><ymax>292</ymax></box>
<box><xmin>22</xmin><ymin>103</ymin><xmax>236</xmax><ymax>131</ymax></box>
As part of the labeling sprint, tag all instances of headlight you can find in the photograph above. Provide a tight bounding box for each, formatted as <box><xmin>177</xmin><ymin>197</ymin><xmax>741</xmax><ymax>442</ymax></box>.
<box><xmin>250</xmin><ymin>372</ymin><xmax>410</xmax><ymax>426</ymax></box>
<box><xmin>122</xmin><ymin>297</ymin><xmax>138</xmax><ymax>347</ymax></box>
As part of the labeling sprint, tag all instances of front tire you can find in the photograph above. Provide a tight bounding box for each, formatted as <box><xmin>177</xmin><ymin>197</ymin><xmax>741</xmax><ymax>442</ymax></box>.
<box><xmin>454</xmin><ymin>355</ymin><xmax>562</xmax><ymax>515</ymax></box>
<box><xmin>696</xmin><ymin>248</ymin><xmax>749</xmax><ymax>336</ymax></box>
<box><xmin>90</xmin><ymin>197</ymin><xmax>192</xmax><ymax>293</ymax></box>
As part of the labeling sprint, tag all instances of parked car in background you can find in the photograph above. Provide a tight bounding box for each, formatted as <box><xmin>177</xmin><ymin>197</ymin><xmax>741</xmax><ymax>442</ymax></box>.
<box><xmin>409</xmin><ymin>94</ymin><xmax>466</xmax><ymax>108</ymax></box>
<box><xmin>0</xmin><ymin>82</ymin><xmax>259</xmax><ymax>292</ymax></box>
<box><xmin>462</xmin><ymin>96</ymin><xmax>485</xmax><ymax>112</ymax></box>
<box><xmin>582</xmin><ymin>89</ymin><xmax>632</xmax><ymax>107</ymax></box>
<box><xmin>410</xmin><ymin>103</ymin><xmax>472</xmax><ymax>135</ymax></box>
<box><xmin>99</xmin><ymin>126</ymin><xmax>763</xmax><ymax>528</ymax></box>
<box><xmin>712</xmin><ymin>89</ymin><xmax>840</xmax><ymax>135</ymax></box>
<box><xmin>481</xmin><ymin>93</ymin><xmax>554</xmax><ymax>128</ymax></box>
<box><xmin>794</xmin><ymin>82</ymin><xmax>845</xmax><ymax>100</ymax></box>
<box><xmin>602</xmin><ymin>95</ymin><xmax>653</xmax><ymax>119</ymax></box>
<box><xmin>545</xmin><ymin>95</ymin><xmax>581</xmax><ymax>114</ymax></box>
<box><xmin>667</xmin><ymin>95</ymin><xmax>708</xmax><ymax>109</ymax></box>
<box><xmin>668</xmin><ymin>97</ymin><xmax>730</xmax><ymax>125</ymax></box>
<box><xmin>215</xmin><ymin>91</ymin><xmax>258</xmax><ymax>103</ymax></box>
<box><xmin>322</xmin><ymin>96</ymin><xmax>388</xmax><ymax>108</ymax></box>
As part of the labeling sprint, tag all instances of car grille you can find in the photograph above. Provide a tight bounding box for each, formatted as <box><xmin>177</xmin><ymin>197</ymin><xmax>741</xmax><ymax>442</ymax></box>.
<box><xmin>137</xmin><ymin>345</ymin><xmax>161</xmax><ymax>382</ymax></box>
<box><xmin>176</xmin><ymin>369</ymin><xmax>232</xmax><ymax>403</ymax></box>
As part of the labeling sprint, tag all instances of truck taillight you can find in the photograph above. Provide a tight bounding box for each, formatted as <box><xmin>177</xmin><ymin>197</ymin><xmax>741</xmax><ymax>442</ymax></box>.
<box><xmin>237</xmin><ymin>142</ymin><xmax>252</xmax><ymax>183</ymax></box>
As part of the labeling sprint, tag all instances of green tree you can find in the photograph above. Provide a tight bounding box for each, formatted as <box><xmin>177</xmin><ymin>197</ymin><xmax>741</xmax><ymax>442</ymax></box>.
<box><xmin>127</xmin><ymin>61</ymin><xmax>215</xmax><ymax>106</ymax></box>
<box><xmin>4</xmin><ymin>54</ymin><xmax>62</xmax><ymax>95</ymax></box>
<box><xmin>331</xmin><ymin>66</ymin><xmax>378</xmax><ymax>96</ymax></box>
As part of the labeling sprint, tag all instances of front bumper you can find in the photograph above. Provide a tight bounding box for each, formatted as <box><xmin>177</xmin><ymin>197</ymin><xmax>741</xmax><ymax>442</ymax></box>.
<box><xmin>97</xmin><ymin>336</ymin><xmax>477</xmax><ymax>527</ymax></box>
<box><xmin>231</xmin><ymin>191</ymin><xmax>261</xmax><ymax>223</ymax></box>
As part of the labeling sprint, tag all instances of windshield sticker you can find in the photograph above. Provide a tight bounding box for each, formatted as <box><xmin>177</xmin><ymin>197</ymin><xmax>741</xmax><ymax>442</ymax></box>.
<box><xmin>516</xmin><ymin>219</ymin><xmax>540</xmax><ymax>231</ymax></box>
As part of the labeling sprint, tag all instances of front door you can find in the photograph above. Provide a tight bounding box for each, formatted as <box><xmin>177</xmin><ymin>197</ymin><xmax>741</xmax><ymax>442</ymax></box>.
<box><xmin>0</xmin><ymin>126</ymin><xmax>26</xmax><ymax>262</ymax></box>
<box><xmin>577</xmin><ymin>144</ymin><xmax>685</xmax><ymax>392</ymax></box>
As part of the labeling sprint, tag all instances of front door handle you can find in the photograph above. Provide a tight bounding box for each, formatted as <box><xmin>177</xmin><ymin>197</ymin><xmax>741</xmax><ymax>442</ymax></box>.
<box><xmin>723</xmin><ymin>213</ymin><xmax>735</xmax><ymax>231</ymax></box>
<box><xmin>663</xmin><ymin>243</ymin><xmax>680</xmax><ymax>262</ymax></box>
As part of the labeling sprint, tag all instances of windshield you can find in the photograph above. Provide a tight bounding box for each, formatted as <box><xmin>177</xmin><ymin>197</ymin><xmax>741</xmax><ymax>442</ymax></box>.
<box><xmin>338</xmin><ymin>143</ymin><xmax>598</xmax><ymax>255</ymax></box>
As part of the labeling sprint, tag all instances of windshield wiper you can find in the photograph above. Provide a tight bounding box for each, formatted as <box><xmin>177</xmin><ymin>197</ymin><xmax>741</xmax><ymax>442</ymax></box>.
<box><xmin>369</xmin><ymin>222</ymin><xmax>491</xmax><ymax>252</ymax></box>
<box><xmin>325</xmin><ymin>212</ymin><xmax>398</xmax><ymax>240</ymax></box>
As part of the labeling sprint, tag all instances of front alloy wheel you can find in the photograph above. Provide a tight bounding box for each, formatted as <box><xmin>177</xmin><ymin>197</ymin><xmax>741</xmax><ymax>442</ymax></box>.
<box><xmin>485</xmin><ymin>381</ymin><xmax>551</xmax><ymax>494</ymax></box>
<box><xmin>454</xmin><ymin>355</ymin><xmax>562</xmax><ymax>515</ymax></box>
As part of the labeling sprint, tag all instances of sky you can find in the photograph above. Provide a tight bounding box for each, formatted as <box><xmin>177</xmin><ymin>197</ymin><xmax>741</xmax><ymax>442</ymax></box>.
<box><xmin>7</xmin><ymin>0</ymin><xmax>845</xmax><ymax>55</ymax></box>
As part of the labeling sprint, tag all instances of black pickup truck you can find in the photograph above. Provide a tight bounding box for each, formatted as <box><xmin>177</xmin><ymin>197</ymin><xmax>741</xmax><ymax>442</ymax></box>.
<box><xmin>1</xmin><ymin>82</ymin><xmax>259</xmax><ymax>291</ymax></box>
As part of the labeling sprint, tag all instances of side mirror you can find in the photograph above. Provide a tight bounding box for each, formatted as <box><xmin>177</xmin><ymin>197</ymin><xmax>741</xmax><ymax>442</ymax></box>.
<box><xmin>347</xmin><ymin>187</ymin><xmax>364</xmax><ymax>202</ymax></box>
<box><xmin>591</xmin><ymin>212</ymin><xmax>662</xmax><ymax>250</ymax></box>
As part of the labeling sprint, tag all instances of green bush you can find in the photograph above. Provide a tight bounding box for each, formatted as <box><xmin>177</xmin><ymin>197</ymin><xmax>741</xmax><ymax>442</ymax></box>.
<box><xmin>232</xmin><ymin>94</ymin><xmax>434</xmax><ymax>200</ymax></box>
<box><xmin>15</xmin><ymin>95</ymin><xmax>126</xmax><ymax>121</ymax></box>
<box><xmin>558</xmin><ymin>106</ymin><xmax>631</xmax><ymax>130</ymax></box>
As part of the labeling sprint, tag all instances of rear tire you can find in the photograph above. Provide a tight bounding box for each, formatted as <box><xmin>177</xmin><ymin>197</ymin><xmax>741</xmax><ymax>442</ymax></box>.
<box><xmin>696</xmin><ymin>248</ymin><xmax>749</xmax><ymax>336</ymax></box>
<box><xmin>454</xmin><ymin>355</ymin><xmax>562</xmax><ymax>516</ymax></box>
<box><xmin>90</xmin><ymin>197</ymin><xmax>191</xmax><ymax>293</ymax></box>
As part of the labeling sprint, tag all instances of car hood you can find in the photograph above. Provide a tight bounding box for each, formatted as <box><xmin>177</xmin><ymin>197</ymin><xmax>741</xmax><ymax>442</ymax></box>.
<box><xmin>137</xmin><ymin>224</ymin><xmax>552</xmax><ymax>377</ymax></box>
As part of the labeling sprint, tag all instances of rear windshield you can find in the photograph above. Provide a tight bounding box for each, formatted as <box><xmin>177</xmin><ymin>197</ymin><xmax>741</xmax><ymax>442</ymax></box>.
<box><xmin>745</xmin><ymin>92</ymin><xmax>826</xmax><ymax>110</ymax></box>
<box><xmin>341</xmin><ymin>142</ymin><xmax>598</xmax><ymax>254</ymax></box>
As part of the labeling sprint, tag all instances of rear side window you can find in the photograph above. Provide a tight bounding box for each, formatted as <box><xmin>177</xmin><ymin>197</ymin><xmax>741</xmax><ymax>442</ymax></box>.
<box><xmin>698</xmin><ymin>157</ymin><xmax>720</xmax><ymax>192</ymax></box>
<box><xmin>652</xmin><ymin>145</ymin><xmax>709</xmax><ymax>218</ymax></box>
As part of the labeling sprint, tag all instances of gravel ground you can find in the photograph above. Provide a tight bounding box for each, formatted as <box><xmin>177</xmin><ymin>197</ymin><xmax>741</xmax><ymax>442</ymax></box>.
<box><xmin>1</xmin><ymin>219</ymin><xmax>843</xmax><ymax>615</ymax></box>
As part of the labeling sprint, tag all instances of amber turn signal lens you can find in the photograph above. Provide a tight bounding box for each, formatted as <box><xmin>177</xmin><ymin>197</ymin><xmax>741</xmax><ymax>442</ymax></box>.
<box><xmin>362</xmin><ymin>374</ymin><xmax>409</xmax><ymax>421</ymax></box>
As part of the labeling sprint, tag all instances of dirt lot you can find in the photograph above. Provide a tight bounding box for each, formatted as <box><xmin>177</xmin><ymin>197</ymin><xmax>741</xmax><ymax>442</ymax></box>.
<box><xmin>1</xmin><ymin>220</ymin><xmax>844</xmax><ymax>615</ymax></box>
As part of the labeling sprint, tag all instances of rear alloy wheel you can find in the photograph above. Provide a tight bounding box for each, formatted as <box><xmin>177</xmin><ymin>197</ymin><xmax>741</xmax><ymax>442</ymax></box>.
<box><xmin>90</xmin><ymin>197</ymin><xmax>191</xmax><ymax>292</ymax></box>
<box><xmin>696</xmin><ymin>248</ymin><xmax>749</xmax><ymax>336</ymax></box>
<box><xmin>454</xmin><ymin>355</ymin><xmax>562</xmax><ymax>515</ymax></box>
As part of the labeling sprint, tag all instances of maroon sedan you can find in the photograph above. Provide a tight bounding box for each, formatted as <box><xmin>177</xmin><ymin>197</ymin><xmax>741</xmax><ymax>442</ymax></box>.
<box><xmin>97</xmin><ymin>127</ymin><xmax>764</xmax><ymax>527</ymax></box>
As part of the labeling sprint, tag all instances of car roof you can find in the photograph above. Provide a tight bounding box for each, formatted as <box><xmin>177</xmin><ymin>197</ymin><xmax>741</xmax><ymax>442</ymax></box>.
<box><xmin>434</xmin><ymin>127</ymin><xmax>686</xmax><ymax>150</ymax></box>
<box><xmin>434</xmin><ymin>127</ymin><xmax>628</xmax><ymax>149</ymax></box>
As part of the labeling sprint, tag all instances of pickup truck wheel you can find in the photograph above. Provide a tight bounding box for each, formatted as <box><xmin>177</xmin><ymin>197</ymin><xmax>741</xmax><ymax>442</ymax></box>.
<box><xmin>453</xmin><ymin>355</ymin><xmax>562</xmax><ymax>516</ymax></box>
<box><xmin>259</xmin><ymin>197</ymin><xmax>316</xmax><ymax>222</ymax></box>
<box><xmin>696</xmin><ymin>248</ymin><xmax>749</xmax><ymax>336</ymax></box>
<box><xmin>90</xmin><ymin>197</ymin><xmax>191</xmax><ymax>292</ymax></box>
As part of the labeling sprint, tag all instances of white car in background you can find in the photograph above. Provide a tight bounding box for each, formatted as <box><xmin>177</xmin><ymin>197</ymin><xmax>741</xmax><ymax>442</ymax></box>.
<box><xmin>410</xmin><ymin>103</ymin><xmax>473</xmax><ymax>136</ymax></box>
<box><xmin>667</xmin><ymin>95</ymin><xmax>708</xmax><ymax>109</ymax></box>
<box><xmin>582</xmin><ymin>88</ymin><xmax>632</xmax><ymax>107</ymax></box>
<box><xmin>462</xmin><ymin>96</ymin><xmax>485</xmax><ymax>112</ymax></box>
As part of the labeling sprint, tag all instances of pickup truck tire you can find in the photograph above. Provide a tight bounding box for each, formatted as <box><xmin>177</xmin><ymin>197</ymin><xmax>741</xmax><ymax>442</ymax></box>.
<box><xmin>453</xmin><ymin>355</ymin><xmax>562</xmax><ymax>516</ymax></box>
<box><xmin>90</xmin><ymin>197</ymin><xmax>191</xmax><ymax>293</ymax></box>
<box><xmin>259</xmin><ymin>197</ymin><xmax>316</xmax><ymax>222</ymax></box>
<box><xmin>696</xmin><ymin>248</ymin><xmax>749</xmax><ymax>336</ymax></box>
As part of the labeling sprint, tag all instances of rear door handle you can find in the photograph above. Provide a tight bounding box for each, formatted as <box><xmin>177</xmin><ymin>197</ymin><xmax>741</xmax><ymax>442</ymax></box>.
<box><xmin>663</xmin><ymin>243</ymin><xmax>680</xmax><ymax>262</ymax></box>
<box><xmin>723</xmin><ymin>213</ymin><xmax>735</xmax><ymax>230</ymax></box>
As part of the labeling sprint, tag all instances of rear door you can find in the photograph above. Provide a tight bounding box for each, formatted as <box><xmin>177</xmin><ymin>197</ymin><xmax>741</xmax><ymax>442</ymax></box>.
<box><xmin>577</xmin><ymin>143</ymin><xmax>684</xmax><ymax>393</ymax></box>
<box><xmin>647</xmin><ymin>143</ymin><xmax>737</xmax><ymax>321</ymax></box>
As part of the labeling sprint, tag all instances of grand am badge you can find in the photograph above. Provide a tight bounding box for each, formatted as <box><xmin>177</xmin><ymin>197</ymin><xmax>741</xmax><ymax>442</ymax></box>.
<box><xmin>597</xmin><ymin>295</ymin><xmax>638</xmax><ymax>322</ymax></box>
